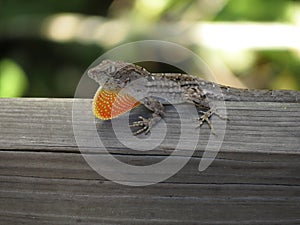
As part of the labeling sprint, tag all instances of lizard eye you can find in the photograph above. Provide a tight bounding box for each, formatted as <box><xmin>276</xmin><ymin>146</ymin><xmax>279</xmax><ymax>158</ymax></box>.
<box><xmin>124</xmin><ymin>78</ymin><xmax>130</xmax><ymax>84</ymax></box>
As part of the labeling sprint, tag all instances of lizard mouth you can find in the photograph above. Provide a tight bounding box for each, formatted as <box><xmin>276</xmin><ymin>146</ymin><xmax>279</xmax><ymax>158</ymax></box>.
<box><xmin>87</xmin><ymin>67</ymin><xmax>111</xmax><ymax>87</ymax></box>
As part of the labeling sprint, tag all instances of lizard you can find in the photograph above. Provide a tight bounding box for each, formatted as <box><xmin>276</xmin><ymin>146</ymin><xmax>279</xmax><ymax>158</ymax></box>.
<box><xmin>87</xmin><ymin>59</ymin><xmax>300</xmax><ymax>135</ymax></box>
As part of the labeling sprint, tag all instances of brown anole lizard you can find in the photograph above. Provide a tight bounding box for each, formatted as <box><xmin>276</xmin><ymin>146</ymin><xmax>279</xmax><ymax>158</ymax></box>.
<box><xmin>88</xmin><ymin>60</ymin><xmax>300</xmax><ymax>135</ymax></box>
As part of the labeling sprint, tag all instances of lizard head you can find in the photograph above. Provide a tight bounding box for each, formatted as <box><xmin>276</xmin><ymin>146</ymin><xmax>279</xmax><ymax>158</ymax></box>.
<box><xmin>88</xmin><ymin>60</ymin><xmax>149</xmax><ymax>120</ymax></box>
<box><xmin>87</xmin><ymin>60</ymin><xmax>149</xmax><ymax>90</ymax></box>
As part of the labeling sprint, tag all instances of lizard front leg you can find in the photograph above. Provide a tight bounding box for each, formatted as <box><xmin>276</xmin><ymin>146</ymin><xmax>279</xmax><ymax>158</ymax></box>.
<box><xmin>130</xmin><ymin>97</ymin><xmax>165</xmax><ymax>135</ymax></box>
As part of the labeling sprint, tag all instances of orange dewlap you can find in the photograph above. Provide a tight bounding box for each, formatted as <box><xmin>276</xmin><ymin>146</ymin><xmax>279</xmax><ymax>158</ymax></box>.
<box><xmin>92</xmin><ymin>88</ymin><xmax>141</xmax><ymax>120</ymax></box>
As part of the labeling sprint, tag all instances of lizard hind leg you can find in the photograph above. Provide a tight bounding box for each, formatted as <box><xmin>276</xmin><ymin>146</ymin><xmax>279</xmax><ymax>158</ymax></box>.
<box><xmin>196</xmin><ymin>107</ymin><xmax>228</xmax><ymax>134</ymax></box>
<box><xmin>196</xmin><ymin>108</ymin><xmax>215</xmax><ymax>133</ymax></box>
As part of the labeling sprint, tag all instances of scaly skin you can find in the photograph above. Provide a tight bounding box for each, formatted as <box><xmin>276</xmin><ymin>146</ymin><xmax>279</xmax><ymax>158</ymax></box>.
<box><xmin>88</xmin><ymin>59</ymin><xmax>300</xmax><ymax>134</ymax></box>
<box><xmin>88</xmin><ymin>60</ymin><xmax>228</xmax><ymax>135</ymax></box>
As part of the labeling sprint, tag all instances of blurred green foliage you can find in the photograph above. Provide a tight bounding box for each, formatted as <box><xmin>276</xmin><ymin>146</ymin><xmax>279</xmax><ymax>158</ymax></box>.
<box><xmin>215</xmin><ymin>0</ymin><xmax>291</xmax><ymax>21</ymax></box>
<box><xmin>0</xmin><ymin>59</ymin><xmax>28</xmax><ymax>97</ymax></box>
<box><xmin>0</xmin><ymin>0</ymin><xmax>299</xmax><ymax>98</ymax></box>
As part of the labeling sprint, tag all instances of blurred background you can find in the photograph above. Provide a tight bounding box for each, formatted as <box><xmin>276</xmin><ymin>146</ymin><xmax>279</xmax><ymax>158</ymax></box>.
<box><xmin>1</xmin><ymin>0</ymin><xmax>300</xmax><ymax>97</ymax></box>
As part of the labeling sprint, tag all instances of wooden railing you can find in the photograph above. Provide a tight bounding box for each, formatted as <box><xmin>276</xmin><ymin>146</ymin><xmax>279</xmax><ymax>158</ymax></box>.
<box><xmin>0</xmin><ymin>95</ymin><xmax>299</xmax><ymax>224</ymax></box>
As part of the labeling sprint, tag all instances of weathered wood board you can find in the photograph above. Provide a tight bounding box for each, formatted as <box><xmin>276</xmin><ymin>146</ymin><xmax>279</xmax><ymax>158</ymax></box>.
<box><xmin>0</xmin><ymin>97</ymin><xmax>299</xmax><ymax>224</ymax></box>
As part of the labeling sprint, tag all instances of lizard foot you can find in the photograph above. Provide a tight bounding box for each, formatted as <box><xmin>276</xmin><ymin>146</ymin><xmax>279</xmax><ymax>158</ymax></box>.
<box><xmin>130</xmin><ymin>116</ymin><xmax>153</xmax><ymax>135</ymax></box>
<box><xmin>196</xmin><ymin>108</ymin><xmax>228</xmax><ymax>134</ymax></box>
<box><xmin>130</xmin><ymin>113</ymin><xmax>162</xmax><ymax>135</ymax></box>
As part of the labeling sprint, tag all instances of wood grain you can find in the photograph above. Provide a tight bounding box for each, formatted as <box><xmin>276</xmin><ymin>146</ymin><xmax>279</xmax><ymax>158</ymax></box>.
<box><xmin>0</xmin><ymin>97</ymin><xmax>299</xmax><ymax>224</ymax></box>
